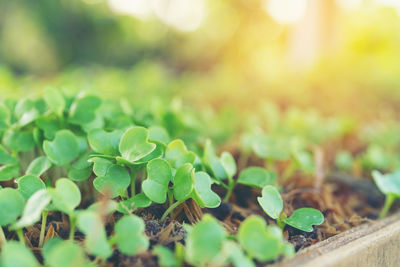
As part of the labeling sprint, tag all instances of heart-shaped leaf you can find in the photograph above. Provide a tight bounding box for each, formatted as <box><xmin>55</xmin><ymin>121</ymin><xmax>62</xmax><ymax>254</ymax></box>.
<box><xmin>16</xmin><ymin>175</ymin><xmax>46</xmax><ymax>200</ymax></box>
<box><xmin>185</xmin><ymin>214</ymin><xmax>226</xmax><ymax>266</ymax></box>
<box><xmin>153</xmin><ymin>246</ymin><xmax>178</xmax><ymax>267</ymax></box>
<box><xmin>93</xmin><ymin>165</ymin><xmax>130</xmax><ymax>198</ymax></box>
<box><xmin>49</xmin><ymin>178</ymin><xmax>81</xmax><ymax>215</ymax></box>
<box><xmin>44</xmin><ymin>87</ymin><xmax>66</xmax><ymax>117</ymax></box>
<box><xmin>237</xmin><ymin>216</ymin><xmax>283</xmax><ymax>262</ymax></box>
<box><xmin>88</xmin><ymin>129</ymin><xmax>123</xmax><ymax>155</ymax></box>
<box><xmin>191</xmin><ymin>172</ymin><xmax>221</xmax><ymax>208</ymax></box>
<box><xmin>202</xmin><ymin>140</ymin><xmax>227</xmax><ymax>180</ymax></box>
<box><xmin>173</xmin><ymin>163</ymin><xmax>195</xmax><ymax>201</ymax></box>
<box><xmin>26</xmin><ymin>156</ymin><xmax>52</xmax><ymax>176</ymax></box>
<box><xmin>0</xmin><ymin>188</ymin><xmax>25</xmax><ymax>226</ymax></box>
<box><xmin>68</xmin><ymin>151</ymin><xmax>93</xmax><ymax>182</ymax></box>
<box><xmin>14</xmin><ymin>98</ymin><xmax>40</xmax><ymax>127</ymax></box>
<box><xmin>252</xmin><ymin>135</ymin><xmax>290</xmax><ymax>160</ymax></box>
<box><xmin>0</xmin><ymin>145</ymin><xmax>18</xmax><ymax>165</ymax></box>
<box><xmin>148</xmin><ymin>126</ymin><xmax>170</xmax><ymax>145</ymax></box>
<box><xmin>372</xmin><ymin>170</ymin><xmax>400</xmax><ymax>196</ymax></box>
<box><xmin>220</xmin><ymin>151</ymin><xmax>236</xmax><ymax>178</ymax></box>
<box><xmin>222</xmin><ymin>241</ymin><xmax>256</xmax><ymax>267</ymax></box>
<box><xmin>165</xmin><ymin>139</ymin><xmax>195</xmax><ymax>169</ymax></box>
<box><xmin>257</xmin><ymin>185</ymin><xmax>283</xmax><ymax>219</ymax></box>
<box><xmin>117</xmin><ymin>193</ymin><xmax>151</xmax><ymax>214</ymax></box>
<box><xmin>77</xmin><ymin>210</ymin><xmax>112</xmax><ymax>259</ymax></box>
<box><xmin>88</xmin><ymin>157</ymin><xmax>113</xmax><ymax>176</ymax></box>
<box><xmin>43</xmin><ymin>130</ymin><xmax>79</xmax><ymax>166</ymax></box>
<box><xmin>284</xmin><ymin>208</ymin><xmax>324</xmax><ymax>232</ymax></box>
<box><xmin>0</xmin><ymin>164</ymin><xmax>20</xmax><ymax>181</ymax></box>
<box><xmin>142</xmin><ymin>158</ymin><xmax>172</xmax><ymax>204</ymax></box>
<box><xmin>3</xmin><ymin>129</ymin><xmax>35</xmax><ymax>152</ymax></box>
<box><xmin>11</xmin><ymin>189</ymin><xmax>51</xmax><ymax>230</ymax></box>
<box><xmin>43</xmin><ymin>240</ymin><xmax>90</xmax><ymax>267</ymax></box>
<box><xmin>36</xmin><ymin>116</ymin><xmax>61</xmax><ymax>140</ymax></box>
<box><xmin>114</xmin><ymin>215</ymin><xmax>149</xmax><ymax>256</ymax></box>
<box><xmin>0</xmin><ymin>241</ymin><xmax>40</xmax><ymax>267</ymax></box>
<box><xmin>69</xmin><ymin>95</ymin><xmax>102</xmax><ymax>126</ymax></box>
<box><xmin>118</xmin><ymin>126</ymin><xmax>156</xmax><ymax>163</ymax></box>
<box><xmin>238</xmin><ymin>167</ymin><xmax>277</xmax><ymax>188</ymax></box>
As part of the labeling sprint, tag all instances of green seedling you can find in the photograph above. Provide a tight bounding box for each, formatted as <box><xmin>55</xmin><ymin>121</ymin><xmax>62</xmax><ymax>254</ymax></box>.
<box><xmin>185</xmin><ymin>214</ymin><xmax>226</xmax><ymax>266</ymax></box>
<box><xmin>0</xmin><ymin>241</ymin><xmax>40</xmax><ymax>267</ymax></box>
<box><xmin>165</xmin><ymin>139</ymin><xmax>196</xmax><ymax>169</ymax></box>
<box><xmin>220</xmin><ymin>241</ymin><xmax>255</xmax><ymax>267</ymax></box>
<box><xmin>42</xmin><ymin>239</ymin><xmax>94</xmax><ymax>267</ymax></box>
<box><xmin>142</xmin><ymin>158</ymin><xmax>172</xmax><ymax>204</ymax></box>
<box><xmin>16</xmin><ymin>175</ymin><xmax>46</xmax><ymax>200</ymax></box>
<box><xmin>372</xmin><ymin>170</ymin><xmax>400</xmax><ymax>218</ymax></box>
<box><xmin>0</xmin><ymin>164</ymin><xmax>20</xmax><ymax>181</ymax></box>
<box><xmin>117</xmin><ymin>192</ymin><xmax>151</xmax><ymax>214</ymax></box>
<box><xmin>43</xmin><ymin>130</ymin><xmax>79</xmax><ymax>166</ymax></box>
<box><xmin>257</xmin><ymin>185</ymin><xmax>324</xmax><ymax>232</ymax></box>
<box><xmin>237</xmin><ymin>216</ymin><xmax>293</xmax><ymax>262</ymax></box>
<box><xmin>153</xmin><ymin>246</ymin><xmax>179</xmax><ymax>267</ymax></box>
<box><xmin>118</xmin><ymin>126</ymin><xmax>156</xmax><ymax>164</ymax></box>
<box><xmin>237</xmin><ymin>167</ymin><xmax>277</xmax><ymax>188</ymax></box>
<box><xmin>88</xmin><ymin>128</ymin><xmax>122</xmax><ymax>155</ymax></box>
<box><xmin>44</xmin><ymin>87</ymin><xmax>66</xmax><ymax>117</ymax></box>
<box><xmin>191</xmin><ymin>172</ymin><xmax>221</xmax><ymax>208</ymax></box>
<box><xmin>93</xmin><ymin>164</ymin><xmax>130</xmax><ymax>198</ymax></box>
<box><xmin>0</xmin><ymin>188</ymin><xmax>25</xmax><ymax>245</ymax></box>
<box><xmin>14</xmin><ymin>98</ymin><xmax>40</xmax><ymax>127</ymax></box>
<box><xmin>25</xmin><ymin>156</ymin><xmax>52</xmax><ymax>176</ymax></box>
<box><xmin>68</xmin><ymin>151</ymin><xmax>93</xmax><ymax>182</ymax></box>
<box><xmin>202</xmin><ymin>139</ymin><xmax>227</xmax><ymax>181</ymax></box>
<box><xmin>3</xmin><ymin>129</ymin><xmax>35</xmax><ymax>152</ymax></box>
<box><xmin>111</xmin><ymin>215</ymin><xmax>149</xmax><ymax>256</ymax></box>
<box><xmin>69</xmin><ymin>95</ymin><xmax>102</xmax><ymax>126</ymax></box>
<box><xmin>0</xmin><ymin>144</ymin><xmax>18</xmax><ymax>165</ymax></box>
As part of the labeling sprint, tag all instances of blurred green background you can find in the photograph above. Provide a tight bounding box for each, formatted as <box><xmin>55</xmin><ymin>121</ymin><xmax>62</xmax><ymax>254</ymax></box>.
<box><xmin>1</xmin><ymin>0</ymin><xmax>400</xmax><ymax>121</ymax></box>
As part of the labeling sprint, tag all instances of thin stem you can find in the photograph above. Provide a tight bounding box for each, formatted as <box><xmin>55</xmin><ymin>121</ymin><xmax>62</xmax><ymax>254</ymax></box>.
<box><xmin>379</xmin><ymin>194</ymin><xmax>395</xmax><ymax>219</ymax></box>
<box><xmin>223</xmin><ymin>177</ymin><xmax>235</xmax><ymax>202</ymax></box>
<box><xmin>130</xmin><ymin>167</ymin><xmax>137</xmax><ymax>197</ymax></box>
<box><xmin>161</xmin><ymin>200</ymin><xmax>184</xmax><ymax>222</ymax></box>
<box><xmin>69</xmin><ymin>216</ymin><xmax>76</xmax><ymax>240</ymax></box>
<box><xmin>39</xmin><ymin>210</ymin><xmax>48</xmax><ymax>248</ymax></box>
<box><xmin>168</xmin><ymin>191</ymin><xmax>173</xmax><ymax>207</ymax></box>
<box><xmin>16</xmin><ymin>229</ymin><xmax>25</xmax><ymax>245</ymax></box>
<box><xmin>0</xmin><ymin>226</ymin><xmax>7</xmax><ymax>246</ymax></box>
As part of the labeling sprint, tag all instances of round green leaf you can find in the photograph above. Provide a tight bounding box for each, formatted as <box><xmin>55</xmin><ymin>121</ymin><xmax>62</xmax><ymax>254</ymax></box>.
<box><xmin>252</xmin><ymin>135</ymin><xmax>290</xmax><ymax>160</ymax></box>
<box><xmin>153</xmin><ymin>246</ymin><xmax>178</xmax><ymax>267</ymax></box>
<box><xmin>88</xmin><ymin>129</ymin><xmax>122</xmax><ymax>155</ymax></box>
<box><xmin>3</xmin><ymin>129</ymin><xmax>35</xmax><ymax>152</ymax></box>
<box><xmin>142</xmin><ymin>158</ymin><xmax>172</xmax><ymax>204</ymax></box>
<box><xmin>69</xmin><ymin>95</ymin><xmax>102</xmax><ymax>126</ymax></box>
<box><xmin>202</xmin><ymin>140</ymin><xmax>227</xmax><ymax>180</ymax></box>
<box><xmin>117</xmin><ymin>193</ymin><xmax>151</xmax><ymax>214</ymax></box>
<box><xmin>114</xmin><ymin>215</ymin><xmax>149</xmax><ymax>256</ymax></box>
<box><xmin>44</xmin><ymin>240</ymin><xmax>90</xmax><ymax>267</ymax></box>
<box><xmin>68</xmin><ymin>151</ymin><xmax>93</xmax><ymax>182</ymax></box>
<box><xmin>173</xmin><ymin>163</ymin><xmax>195</xmax><ymax>201</ymax></box>
<box><xmin>0</xmin><ymin>164</ymin><xmax>20</xmax><ymax>181</ymax></box>
<box><xmin>88</xmin><ymin>157</ymin><xmax>113</xmax><ymax>177</ymax></box>
<box><xmin>284</xmin><ymin>208</ymin><xmax>324</xmax><ymax>232</ymax></box>
<box><xmin>93</xmin><ymin>165</ymin><xmax>130</xmax><ymax>198</ymax></box>
<box><xmin>0</xmin><ymin>188</ymin><xmax>25</xmax><ymax>226</ymax></box>
<box><xmin>257</xmin><ymin>185</ymin><xmax>283</xmax><ymax>219</ymax></box>
<box><xmin>26</xmin><ymin>156</ymin><xmax>52</xmax><ymax>176</ymax></box>
<box><xmin>0</xmin><ymin>241</ymin><xmax>40</xmax><ymax>267</ymax></box>
<box><xmin>43</xmin><ymin>130</ymin><xmax>79</xmax><ymax>166</ymax></box>
<box><xmin>238</xmin><ymin>167</ymin><xmax>277</xmax><ymax>188</ymax></box>
<box><xmin>220</xmin><ymin>151</ymin><xmax>237</xmax><ymax>178</ymax></box>
<box><xmin>165</xmin><ymin>139</ymin><xmax>195</xmax><ymax>169</ymax></box>
<box><xmin>49</xmin><ymin>178</ymin><xmax>81</xmax><ymax>215</ymax></box>
<box><xmin>372</xmin><ymin>170</ymin><xmax>400</xmax><ymax>196</ymax></box>
<box><xmin>119</xmin><ymin>126</ymin><xmax>156</xmax><ymax>163</ymax></box>
<box><xmin>191</xmin><ymin>172</ymin><xmax>221</xmax><ymax>208</ymax></box>
<box><xmin>0</xmin><ymin>144</ymin><xmax>18</xmax><ymax>165</ymax></box>
<box><xmin>148</xmin><ymin>126</ymin><xmax>170</xmax><ymax>145</ymax></box>
<box><xmin>44</xmin><ymin>87</ymin><xmax>66</xmax><ymax>117</ymax></box>
<box><xmin>16</xmin><ymin>175</ymin><xmax>46</xmax><ymax>200</ymax></box>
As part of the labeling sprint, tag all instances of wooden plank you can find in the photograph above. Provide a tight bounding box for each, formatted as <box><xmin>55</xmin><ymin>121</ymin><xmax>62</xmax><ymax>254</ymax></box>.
<box><xmin>275</xmin><ymin>213</ymin><xmax>400</xmax><ymax>267</ymax></box>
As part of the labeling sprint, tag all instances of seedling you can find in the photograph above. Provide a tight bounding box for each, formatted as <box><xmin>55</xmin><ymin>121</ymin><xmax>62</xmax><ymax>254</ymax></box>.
<box><xmin>43</xmin><ymin>130</ymin><xmax>79</xmax><ymax>166</ymax></box>
<box><xmin>257</xmin><ymin>185</ymin><xmax>324</xmax><ymax>232</ymax></box>
<box><xmin>372</xmin><ymin>170</ymin><xmax>400</xmax><ymax>218</ymax></box>
<box><xmin>0</xmin><ymin>241</ymin><xmax>40</xmax><ymax>267</ymax></box>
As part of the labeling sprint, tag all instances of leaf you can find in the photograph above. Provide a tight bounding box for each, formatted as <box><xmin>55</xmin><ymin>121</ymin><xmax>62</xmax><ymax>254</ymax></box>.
<box><xmin>88</xmin><ymin>129</ymin><xmax>122</xmax><ymax>155</ymax></box>
<box><xmin>0</xmin><ymin>103</ymin><xmax>10</xmax><ymax>131</ymax></box>
<box><xmin>148</xmin><ymin>126</ymin><xmax>170</xmax><ymax>145</ymax></box>
<box><xmin>252</xmin><ymin>135</ymin><xmax>290</xmax><ymax>160</ymax></box>
<box><xmin>237</xmin><ymin>216</ymin><xmax>283</xmax><ymax>262</ymax></box>
<box><xmin>257</xmin><ymin>185</ymin><xmax>283</xmax><ymax>219</ymax></box>
<box><xmin>117</xmin><ymin>193</ymin><xmax>152</xmax><ymax>214</ymax></box>
<box><xmin>165</xmin><ymin>139</ymin><xmax>195</xmax><ymax>169</ymax></box>
<box><xmin>89</xmin><ymin>200</ymin><xmax>118</xmax><ymax>215</ymax></box>
<box><xmin>222</xmin><ymin>241</ymin><xmax>255</xmax><ymax>267</ymax></box>
<box><xmin>16</xmin><ymin>175</ymin><xmax>46</xmax><ymax>200</ymax></box>
<box><xmin>118</xmin><ymin>126</ymin><xmax>156</xmax><ymax>163</ymax></box>
<box><xmin>69</xmin><ymin>95</ymin><xmax>102</xmax><ymax>126</ymax></box>
<box><xmin>14</xmin><ymin>98</ymin><xmax>39</xmax><ymax>127</ymax></box>
<box><xmin>142</xmin><ymin>158</ymin><xmax>172</xmax><ymax>204</ymax></box>
<box><xmin>220</xmin><ymin>151</ymin><xmax>236</xmax><ymax>178</ymax></box>
<box><xmin>88</xmin><ymin>157</ymin><xmax>113</xmax><ymax>176</ymax></box>
<box><xmin>191</xmin><ymin>172</ymin><xmax>221</xmax><ymax>208</ymax></box>
<box><xmin>77</xmin><ymin>210</ymin><xmax>112</xmax><ymax>259</ymax></box>
<box><xmin>0</xmin><ymin>144</ymin><xmax>18</xmax><ymax>165</ymax></box>
<box><xmin>202</xmin><ymin>140</ymin><xmax>227</xmax><ymax>180</ymax></box>
<box><xmin>43</xmin><ymin>240</ymin><xmax>90</xmax><ymax>267</ymax></box>
<box><xmin>173</xmin><ymin>163</ymin><xmax>195</xmax><ymax>201</ymax></box>
<box><xmin>153</xmin><ymin>246</ymin><xmax>178</xmax><ymax>267</ymax></box>
<box><xmin>93</xmin><ymin>165</ymin><xmax>130</xmax><ymax>198</ymax></box>
<box><xmin>26</xmin><ymin>156</ymin><xmax>52</xmax><ymax>176</ymax></box>
<box><xmin>114</xmin><ymin>215</ymin><xmax>149</xmax><ymax>255</ymax></box>
<box><xmin>238</xmin><ymin>167</ymin><xmax>277</xmax><ymax>188</ymax></box>
<box><xmin>0</xmin><ymin>188</ymin><xmax>25</xmax><ymax>226</ymax></box>
<box><xmin>11</xmin><ymin>189</ymin><xmax>51</xmax><ymax>230</ymax></box>
<box><xmin>36</xmin><ymin>116</ymin><xmax>61</xmax><ymax>140</ymax></box>
<box><xmin>185</xmin><ymin>214</ymin><xmax>226</xmax><ymax>266</ymax></box>
<box><xmin>49</xmin><ymin>178</ymin><xmax>81</xmax><ymax>215</ymax></box>
<box><xmin>0</xmin><ymin>241</ymin><xmax>40</xmax><ymax>267</ymax></box>
<box><xmin>43</xmin><ymin>130</ymin><xmax>79</xmax><ymax>166</ymax></box>
<box><xmin>68</xmin><ymin>151</ymin><xmax>93</xmax><ymax>182</ymax></box>
<box><xmin>44</xmin><ymin>87</ymin><xmax>66</xmax><ymax>117</ymax></box>
<box><xmin>3</xmin><ymin>129</ymin><xmax>35</xmax><ymax>152</ymax></box>
<box><xmin>0</xmin><ymin>164</ymin><xmax>20</xmax><ymax>181</ymax></box>
<box><xmin>284</xmin><ymin>208</ymin><xmax>324</xmax><ymax>232</ymax></box>
<box><xmin>372</xmin><ymin>170</ymin><xmax>400</xmax><ymax>196</ymax></box>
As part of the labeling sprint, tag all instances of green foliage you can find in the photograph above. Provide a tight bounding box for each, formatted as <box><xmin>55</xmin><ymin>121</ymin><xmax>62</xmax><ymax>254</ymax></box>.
<box><xmin>43</xmin><ymin>239</ymin><xmax>93</xmax><ymax>267</ymax></box>
<box><xmin>238</xmin><ymin>167</ymin><xmax>277</xmax><ymax>188</ymax></box>
<box><xmin>0</xmin><ymin>241</ymin><xmax>39</xmax><ymax>267</ymax></box>
<box><xmin>142</xmin><ymin>158</ymin><xmax>172</xmax><ymax>203</ymax></box>
<box><xmin>16</xmin><ymin>175</ymin><xmax>46</xmax><ymax>200</ymax></box>
<box><xmin>191</xmin><ymin>172</ymin><xmax>221</xmax><ymax>208</ymax></box>
<box><xmin>0</xmin><ymin>188</ymin><xmax>25</xmax><ymax>226</ymax></box>
<box><xmin>153</xmin><ymin>246</ymin><xmax>178</xmax><ymax>267</ymax></box>
<box><xmin>49</xmin><ymin>178</ymin><xmax>81</xmax><ymax>215</ymax></box>
<box><xmin>165</xmin><ymin>139</ymin><xmax>195</xmax><ymax>169</ymax></box>
<box><xmin>3</xmin><ymin>129</ymin><xmax>35</xmax><ymax>152</ymax></box>
<box><xmin>43</xmin><ymin>130</ymin><xmax>79</xmax><ymax>166</ymax></box>
<box><xmin>93</xmin><ymin>164</ymin><xmax>130</xmax><ymax>198</ymax></box>
<box><xmin>25</xmin><ymin>156</ymin><xmax>52</xmax><ymax>176</ymax></box>
<box><xmin>118</xmin><ymin>126</ymin><xmax>156</xmax><ymax>164</ymax></box>
<box><xmin>114</xmin><ymin>215</ymin><xmax>149</xmax><ymax>256</ymax></box>
<box><xmin>88</xmin><ymin>129</ymin><xmax>122</xmax><ymax>155</ymax></box>
<box><xmin>69</xmin><ymin>95</ymin><xmax>102</xmax><ymax>126</ymax></box>
<box><xmin>257</xmin><ymin>185</ymin><xmax>283</xmax><ymax>219</ymax></box>
<box><xmin>284</xmin><ymin>208</ymin><xmax>324</xmax><ymax>232</ymax></box>
<box><xmin>372</xmin><ymin>170</ymin><xmax>400</xmax><ymax>218</ymax></box>
<box><xmin>44</xmin><ymin>87</ymin><xmax>66</xmax><ymax>117</ymax></box>
<box><xmin>173</xmin><ymin>163</ymin><xmax>195</xmax><ymax>201</ymax></box>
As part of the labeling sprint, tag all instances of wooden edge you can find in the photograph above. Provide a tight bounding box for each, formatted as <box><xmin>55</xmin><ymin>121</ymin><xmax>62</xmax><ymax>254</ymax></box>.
<box><xmin>273</xmin><ymin>212</ymin><xmax>400</xmax><ymax>267</ymax></box>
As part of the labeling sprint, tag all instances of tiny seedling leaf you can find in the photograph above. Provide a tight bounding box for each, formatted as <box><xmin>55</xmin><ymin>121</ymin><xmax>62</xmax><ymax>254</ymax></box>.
<box><xmin>284</xmin><ymin>208</ymin><xmax>324</xmax><ymax>232</ymax></box>
<box><xmin>43</xmin><ymin>130</ymin><xmax>79</xmax><ymax>166</ymax></box>
<box><xmin>238</xmin><ymin>167</ymin><xmax>277</xmax><ymax>188</ymax></box>
<box><xmin>93</xmin><ymin>165</ymin><xmax>130</xmax><ymax>198</ymax></box>
<box><xmin>117</xmin><ymin>193</ymin><xmax>152</xmax><ymax>214</ymax></box>
<box><xmin>142</xmin><ymin>158</ymin><xmax>172</xmax><ymax>204</ymax></box>
<box><xmin>118</xmin><ymin>126</ymin><xmax>156</xmax><ymax>163</ymax></box>
<box><xmin>257</xmin><ymin>185</ymin><xmax>283</xmax><ymax>219</ymax></box>
<box><xmin>0</xmin><ymin>188</ymin><xmax>25</xmax><ymax>226</ymax></box>
<box><xmin>88</xmin><ymin>128</ymin><xmax>122</xmax><ymax>155</ymax></box>
<box><xmin>165</xmin><ymin>139</ymin><xmax>195</xmax><ymax>169</ymax></box>
<box><xmin>0</xmin><ymin>241</ymin><xmax>40</xmax><ymax>267</ymax></box>
<box><xmin>173</xmin><ymin>163</ymin><xmax>195</xmax><ymax>201</ymax></box>
<box><xmin>114</xmin><ymin>215</ymin><xmax>149</xmax><ymax>256</ymax></box>
<box><xmin>26</xmin><ymin>156</ymin><xmax>52</xmax><ymax>176</ymax></box>
<box><xmin>191</xmin><ymin>172</ymin><xmax>221</xmax><ymax>208</ymax></box>
<box><xmin>49</xmin><ymin>178</ymin><xmax>81</xmax><ymax>215</ymax></box>
<box><xmin>16</xmin><ymin>175</ymin><xmax>46</xmax><ymax>200</ymax></box>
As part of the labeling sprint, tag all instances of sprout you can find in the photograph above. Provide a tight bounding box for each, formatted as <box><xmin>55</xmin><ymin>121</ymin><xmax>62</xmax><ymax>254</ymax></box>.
<box><xmin>43</xmin><ymin>130</ymin><xmax>79</xmax><ymax>166</ymax></box>
<box><xmin>372</xmin><ymin>170</ymin><xmax>400</xmax><ymax>218</ymax></box>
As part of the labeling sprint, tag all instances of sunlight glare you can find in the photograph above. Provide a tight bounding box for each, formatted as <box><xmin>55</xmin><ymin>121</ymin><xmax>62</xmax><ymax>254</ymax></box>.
<box><xmin>263</xmin><ymin>0</ymin><xmax>308</xmax><ymax>25</ymax></box>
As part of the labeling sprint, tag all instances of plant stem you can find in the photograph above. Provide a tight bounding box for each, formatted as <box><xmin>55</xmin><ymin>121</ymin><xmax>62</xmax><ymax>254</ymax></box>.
<box><xmin>16</xmin><ymin>229</ymin><xmax>25</xmax><ymax>245</ymax></box>
<box><xmin>223</xmin><ymin>177</ymin><xmax>235</xmax><ymax>202</ymax></box>
<box><xmin>379</xmin><ymin>194</ymin><xmax>395</xmax><ymax>219</ymax></box>
<box><xmin>69</xmin><ymin>216</ymin><xmax>76</xmax><ymax>240</ymax></box>
<box><xmin>161</xmin><ymin>200</ymin><xmax>184</xmax><ymax>222</ymax></box>
<box><xmin>0</xmin><ymin>226</ymin><xmax>7</xmax><ymax>246</ymax></box>
<box><xmin>130</xmin><ymin>167</ymin><xmax>137</xmax><ymax>197</ymax></box>
<box><xmin>39</xmin><ymin>210</ymin><xmax>48</xmax><ymax>248</ymax></box>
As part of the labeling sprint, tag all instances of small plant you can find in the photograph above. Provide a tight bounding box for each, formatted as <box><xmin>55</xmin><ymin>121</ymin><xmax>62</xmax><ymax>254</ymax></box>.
<box><xmin>257</xmin><ymin>185</ymin><xmax>324</xmax><ymax>232</ymax></box>
<box><xmin>372</xmin><ymin>170</ymin><xmax>400</xmax><ymax>218</ymax></box>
